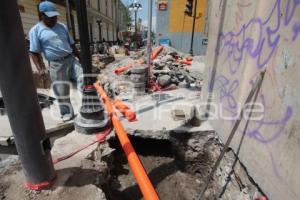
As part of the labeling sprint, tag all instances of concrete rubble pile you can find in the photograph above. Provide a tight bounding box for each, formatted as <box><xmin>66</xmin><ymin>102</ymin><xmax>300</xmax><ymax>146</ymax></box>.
<box><xmin>151</xmin><ymin>47</ymin><xmax>203</xmax><ymax>89</ymax></box>
<box><xmin>110</xmin><ymin>45</ymin><xmax>126</xmax><ymax>55</ymax></box>
<box><xmin>96</xmin><ymin>46</ymin><xmax>205</xmax><ymax>101</ymax></box>
<box><xmin>92</xmin><ymin>54</ymin><xmax>115</xmax><ymax>72</ymax></box>
<box><xmin>124</xmin><ymin>46</ymin><xmax>203</xmax><ymax>90</ymax></box>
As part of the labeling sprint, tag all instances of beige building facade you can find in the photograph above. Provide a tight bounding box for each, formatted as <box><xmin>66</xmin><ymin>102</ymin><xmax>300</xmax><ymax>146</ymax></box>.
<box><xmin>17</xmin><ymin>0</ymin><xmax>128</xmax><ymax>42</ymax></box>
<box><xmin>86</xmin><ymin>0</ymin><xmax>128</xmax><ymax>42</ymax></box>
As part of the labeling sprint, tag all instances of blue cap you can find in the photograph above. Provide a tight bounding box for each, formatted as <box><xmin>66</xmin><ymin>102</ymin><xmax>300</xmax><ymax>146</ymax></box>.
<box><xmin>39</xmin><ymin>1</ymin><xmax>60</xmax><ymax>18</ymax></box>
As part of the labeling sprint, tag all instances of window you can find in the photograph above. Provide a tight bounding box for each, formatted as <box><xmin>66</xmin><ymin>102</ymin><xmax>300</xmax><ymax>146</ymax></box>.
<box><xmin>111</xmin><ymin>0</ymin><xmax>114</xmax><ymax>19</ymax></box>
<box><xmin>97</xmin><ymin>0</ymin><xmax>100</xmax><ymax>11</ymax></box>
<box><xmin>105</xmin><ymin>0</ymin><xmax>108</xmax><ymax>16</ymax></box>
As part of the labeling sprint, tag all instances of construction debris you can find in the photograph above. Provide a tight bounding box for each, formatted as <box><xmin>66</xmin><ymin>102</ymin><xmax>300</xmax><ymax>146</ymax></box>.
<box><xmin>151</xmin><ymin>47</ymin><xmax>202</xmax><ymax>89</ymax></box>
<box><xmin>0</xmin><ymin>49</ymin><xmax>268</xmax><ymax>200</ymax></box>
<box><xmin>92</xmin><ymin>54</ymin><xmax>115</xmax><ymax>72</ymax></box>
<box><xmin>116</xmin><ymin>46</ymin><xmax>203</xmax><ymax>91</ymax></box>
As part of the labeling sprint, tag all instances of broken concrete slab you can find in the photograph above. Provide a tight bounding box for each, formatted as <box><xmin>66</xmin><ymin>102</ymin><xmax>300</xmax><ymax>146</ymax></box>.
<box><xmin>130</xmin><ymin>65</ymin><xmax>148</xmax><ymax>74</ymax></box>
<box><xmin>171</xmin><ymin>109</ymin><xmax>186</xmax><ymax>121</ymax></box>
<box><xmin>117</xmin><ymin>88</ymin><xmax>214</xmax><ymax>140</ymax></box>
<box><xmin>51</xmin><ymin>131</ymin><xmax>100</xmax><ymax>186</ymax></box>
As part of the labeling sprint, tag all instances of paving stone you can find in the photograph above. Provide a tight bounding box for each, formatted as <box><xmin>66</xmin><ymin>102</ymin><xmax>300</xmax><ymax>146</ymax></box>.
<box><xmin>131</xmin><ymin>65</ymin><xmax>148</xmax><ymax>74</ymax></box>
<box><xmin>130</xmin><ymin>74</ymin><xmax>147</xmax><ymax>83</ymax></box>
<box><xmin>158</xmin><ymin>75</ymin><xmax>172</xmax><ymax>87</ymax></box>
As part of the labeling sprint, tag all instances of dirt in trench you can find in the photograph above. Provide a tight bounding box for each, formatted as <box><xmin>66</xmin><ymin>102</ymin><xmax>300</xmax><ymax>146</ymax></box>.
<box><xmin>0</xmin><ymin>183</ymin><xmax>9</xmax><ymax>200</ymax></box>
<box><xmin>81</xmin><ymin>132</ymin><xmax>266</xmax><ymax>200</ymax></box>
<box><xmin>0</xmin><ymin>162</ymin><xmax>21</xmax><ymax>200</ymax></box>
<box><xmin>0</xmin><ymin>131</ymin><xmax>266</xmax><ymax>200</ymax></box>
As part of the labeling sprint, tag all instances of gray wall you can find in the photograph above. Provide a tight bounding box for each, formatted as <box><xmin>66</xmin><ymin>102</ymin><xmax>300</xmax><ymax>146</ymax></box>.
<box><xmin>203</xmin><ymin>0</ymin><xmax>300</xmax><ymax>199</ymax></box>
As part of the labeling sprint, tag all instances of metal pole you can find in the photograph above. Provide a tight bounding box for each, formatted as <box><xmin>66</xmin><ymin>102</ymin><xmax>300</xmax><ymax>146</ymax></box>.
<box><xmin>115</xmin><ymin>0</ymin><xmax>119</xmax><ymax>43</ymax></box>
<box><xmin>135</xmin><ymin>10</ymin><xmax>137</xmax><ymax>35</ymax></box>
<box><xmin>89</xmin><ymin>23</ymin><xmax>94</xmax><ymax>44</ymax></box>
<box><xmin>74</xmin><ymin>0</ymin><xmax>110</xmax><ymax>134</ymax></box>
<box><xmin>76</xmin><ymin>0</ymin><xmax>92</xmax><ymax>83</ymax></box>
<box><xmin>147</xmin><ymin>0</ymin><xmax>153</xmax><ymax>87</ymax></box>
<box><xmin>65</xmin><ymin>0</ymin><xmax>72</xmax><ymax>34</ymax></box>
<box><xmin>97</xmin><ymin>22</ymin><xmax>101</xmax><ymax>42</ymax></box>
<box><xmin>0</xmin><ymin>0</ymin><xmax>56</xmax><ymax>189</ymax></box>
<box><xmin>189</xmin><ymin>0</ymin><xmax>198</xmax><ymax>55</ymax></box>
<box><xmin>100</xmin><ymin>24</ymin><xmax>103</xmax><ymax>42</ymax></box>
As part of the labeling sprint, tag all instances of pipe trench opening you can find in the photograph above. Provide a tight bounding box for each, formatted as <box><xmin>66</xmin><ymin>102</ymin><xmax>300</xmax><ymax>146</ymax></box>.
<box><xmin>65</xmin><ymin>131</ymin><xmax>265</xmax><ymax>200</ymax></box>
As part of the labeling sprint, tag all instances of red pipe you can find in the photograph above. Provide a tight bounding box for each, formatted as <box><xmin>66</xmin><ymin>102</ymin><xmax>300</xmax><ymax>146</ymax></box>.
<box><xmin>114</xmin><ymin>46</ymin><xmax>164</xmax><ymax>75</ymax></box>
<box><xmin>114</xmin><ymin>59</ymin><xmax>144</xmax><ymax>75</ymax></box>
<box><xmin>113</xmin><ymin>99</ymin><xmax>137</xmax><ymax>122</ymax></box>
<box><xmin>94</xmin><ymin>81</ymin><xmax>160</xmax><ymax>200</ymax></box>
<box><xmin>150</xmin><ymin>45</ymin><xmax>164</xmax><ymax>60</ymax></box>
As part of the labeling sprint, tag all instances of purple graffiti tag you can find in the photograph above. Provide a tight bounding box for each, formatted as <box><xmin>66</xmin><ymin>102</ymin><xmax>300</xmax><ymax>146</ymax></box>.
<box><xmin>220</xmin><ymin>80</ymin><xmax>239</xmax><ymax>110</ymax></box>
<box><xmin>211</xmin><ymin>0</ymin><xmax>297</xmax><ymax>145</ymax></box>
<box><xmin>244</xmin><ymin>94</ymin><xmax>293</xmax><ymax>144</ymax></box>
<box><xmin>215</xmin><ymin>0</ymin><xmax>300</xmax><ymax>71</ymax></box>
<box><xmin>215</xmin><ymin>75</ymin><xmax>240</xmax><ymax>117</ymax></box>
<box><xmin>284</xmin><ymin>0</ymin><xmax>300</xmax><ymax>26</ymax></box>
<box><xmin>270</xmin><ymin>152</ymin><xmax>285</xmax><ymax>181</ymax></box>
<box><xmin>292</xmin><ymin>21</ymin><xmax>300</xmax><ymax>41</ymax></box>
<box><xmin>256</xmin><ymin>0</ymin><xmax>281</xmax><ymax>68</ymax></box>
<box><xmin>210</xmin><ymin>0</ymin><xmax>298</xmax><ymax>181</ymax></box>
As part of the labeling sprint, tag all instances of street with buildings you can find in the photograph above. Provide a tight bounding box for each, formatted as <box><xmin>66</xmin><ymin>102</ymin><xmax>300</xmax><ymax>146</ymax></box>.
<box><xmin>0</xmin><ymin>0</ymin><xmax>300</xmax><ymax>200</ymax></box>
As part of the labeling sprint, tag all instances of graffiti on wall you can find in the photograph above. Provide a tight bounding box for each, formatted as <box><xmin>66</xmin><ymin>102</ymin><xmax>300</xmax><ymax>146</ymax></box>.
<box><xmin>210</xmin><ymin>0</ymin><xmax>300</xmax><ymax>179</ymax></box>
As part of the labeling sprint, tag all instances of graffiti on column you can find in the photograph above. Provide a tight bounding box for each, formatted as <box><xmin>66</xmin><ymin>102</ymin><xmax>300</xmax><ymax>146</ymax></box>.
<box><xmin>211</xmin><ymin>0</ymin><xmax>300</xmax><ymax>179</ymax></box>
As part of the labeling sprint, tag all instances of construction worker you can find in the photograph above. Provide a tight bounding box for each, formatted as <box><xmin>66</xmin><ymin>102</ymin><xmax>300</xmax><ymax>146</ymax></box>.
<box><xmin>29</xmin><ymin>1</ymin><xmax>83</xmax><ymax>121</ymax></box>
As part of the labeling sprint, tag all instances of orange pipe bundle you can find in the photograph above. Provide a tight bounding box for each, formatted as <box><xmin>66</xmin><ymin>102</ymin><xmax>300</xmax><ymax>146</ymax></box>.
<box><xmin>114</xmin><ymin>46</ymin><xmax>164</xmax><ymax>75</ymax></box>
<box><xmin>114</xmin><ymin>63</ymin><xmax>134</xmax><ymax>75</ymax></box>
<box><xmin>180</xmin><ymin>60</ymin><xmax>192</xmax><ymax>65</ymax></box>
<box><xmin>94</xmin><ymin>81</ymin><xmax>160</xmax><ymax>200</ymax></box>
<box><xmin>150</xmin><ymin>45</ymin><xmax>164</xmax><ymax>60</ymax></box>
<box><xmin>185</xmin><ymin>56</ymin><xmax>193</xmax><ymax>62</ymax></box>
<box><xmin>180</xmin><ymin>57</ymin><xmax>193</xmax><ymax>65</ymax></box>
<box><xmin>113</xmin><ymin>99</ymin><xmax>137</xmax><ymax>122</ymax></box>
<box><xmin>114</xmin><ymin>59</ymin><xmax>145</xmax><ymax>75</ymax></box>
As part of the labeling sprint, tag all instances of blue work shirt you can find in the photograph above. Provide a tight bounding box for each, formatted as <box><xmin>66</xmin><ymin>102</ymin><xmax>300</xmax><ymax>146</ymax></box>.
<box><xmin>29</xmin><ymin>22</ymin><xmax>75</xmax><ymax>61</ymax></box>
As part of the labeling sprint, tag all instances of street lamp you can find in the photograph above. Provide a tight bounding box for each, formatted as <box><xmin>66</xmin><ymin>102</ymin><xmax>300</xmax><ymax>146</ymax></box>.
<box><xmin>128</xmin><ymin>0</ymin><xmax>142</xmax><ymax>35</ymax></box>
<box><xmin>74</xmin><ymin>0</ymin><xmax>110</xmax><ymax>134</ymax></box>
<box><xmin>189</xmin><ymin>0</ymin><xmax>198</xmax><ymax>55</ymax></box>
<box><xmin>96</xmin><ymin>19</ymin><xmax>102</xmax><ymax>42</ymax></box>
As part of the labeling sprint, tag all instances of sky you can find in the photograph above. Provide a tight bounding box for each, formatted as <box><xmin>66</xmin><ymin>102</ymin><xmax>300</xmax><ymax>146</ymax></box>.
<box><xmin>121</xmin><ymin>0</ymin><xmax>157</xmax><ymax>31</ymax></box>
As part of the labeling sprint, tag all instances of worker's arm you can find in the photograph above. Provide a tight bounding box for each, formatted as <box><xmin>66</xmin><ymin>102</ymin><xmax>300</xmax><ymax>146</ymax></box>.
<box><xmin>30</xmin><ymin>52</ymin><xmax>47</xmax><ymax>74</ymax></box>
<box><xmin>64</xmin><ymin>25</ymin><xmax>81</xmax><ymax>63</ymax></box>
<box><xmin>29</xmin><ymin>27</ymin><xmax>46</xmax><ymax>73</ymax></box>
<box><xmin>71</xmin><ymin>44</ymin><xmax>81</xmax><ymax>63</ymax></box>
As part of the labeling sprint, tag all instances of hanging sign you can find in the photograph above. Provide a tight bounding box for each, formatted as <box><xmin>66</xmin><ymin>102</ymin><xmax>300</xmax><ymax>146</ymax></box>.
<box><xmin>158</xmin><ymin>0</ymin><xmax>168</xmax><ymax>11</ymax></box>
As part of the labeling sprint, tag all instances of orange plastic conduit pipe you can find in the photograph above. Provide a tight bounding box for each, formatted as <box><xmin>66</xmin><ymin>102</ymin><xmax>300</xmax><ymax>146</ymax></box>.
<box><xmin>113</xmin><ymin>99</ymin><xmax>137</xmax><ymax>122</ymax></box>
<box><xmin>94</xmin><ymin>81</ymin><xmax>160</xmax><ymax>200</ymax></box>
<box><xmin>150</xmin><ymin>45</ymin><xmax>164</xmax><ymax>60</ymax></box>
<box><xmin>114</xmin><ymin>46</ymin><xmax>164</xmax><ymax>75</ymax></box>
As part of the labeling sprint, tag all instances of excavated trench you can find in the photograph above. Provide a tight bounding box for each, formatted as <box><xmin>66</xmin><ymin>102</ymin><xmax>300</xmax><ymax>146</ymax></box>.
<box><xmin>66</xmin><ymin>131</ymin><xmax>265</xmax><ymax>200</ymax></box>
